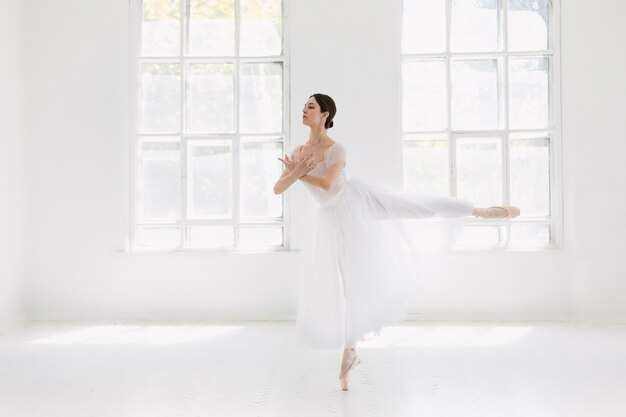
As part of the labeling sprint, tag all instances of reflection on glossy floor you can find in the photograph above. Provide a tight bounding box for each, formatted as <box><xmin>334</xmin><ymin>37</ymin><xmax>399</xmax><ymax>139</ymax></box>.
<box><xmin>1</xmin><ymin>321</ymin><xmax>624</xmax><ymax>417</ymax></box>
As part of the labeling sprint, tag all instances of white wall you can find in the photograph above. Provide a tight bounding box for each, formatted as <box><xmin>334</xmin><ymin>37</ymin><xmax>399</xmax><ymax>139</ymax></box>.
<box><xmin>562</xmin><ymin>0</ymin><xmax>626</xmax><ymax>322</ymax></box>
<box><xmin>0</xmin><ymin>0</ymin><xmax>26</xmax><ymax>334</ymax></box>
<box><xmin>16</xmin><ymin>0</ymin><xmax>625</xmax><ymax>324</ymax></box>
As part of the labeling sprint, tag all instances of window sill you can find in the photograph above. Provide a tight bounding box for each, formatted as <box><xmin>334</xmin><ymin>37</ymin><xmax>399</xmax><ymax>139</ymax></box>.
<box><xmin>447</xmin><ymin>244</ymin><xmax>563</xmax><ymax>252</ymax></box>
<box><xmin>117</xmin><ymin>244</ymin><xmax>561</xmax><ymax>254</ymax></box>
<box><xmin>118</xmin><ymin>247</ymin><xmax>301</xmax><ymax>254</ymax></box>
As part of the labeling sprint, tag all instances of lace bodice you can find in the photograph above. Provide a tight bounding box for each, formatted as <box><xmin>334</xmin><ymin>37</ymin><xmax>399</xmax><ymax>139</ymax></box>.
<box><xmin>290</xmin><ymin>142</ymin><xmax>349</xmax><ymax>205</ymax></box>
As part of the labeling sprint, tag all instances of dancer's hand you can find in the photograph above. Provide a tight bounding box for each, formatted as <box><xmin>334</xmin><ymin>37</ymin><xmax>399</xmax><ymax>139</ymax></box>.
<box><xmin>293</xmin><ymin>153</ymin><xmax>318</xmax><ymax>177</ymax></box>
<box><xmin>278</xmin><ymin>154</ymin><xmax>296</xmax><ymax>172</ymax></box>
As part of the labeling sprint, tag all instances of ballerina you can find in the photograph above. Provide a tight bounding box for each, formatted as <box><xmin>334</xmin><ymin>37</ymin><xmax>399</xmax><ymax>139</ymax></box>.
<box><xmin>274</xmin><ymin>93</ymin><xmax>520</xmax><ymax>391</ymax></box>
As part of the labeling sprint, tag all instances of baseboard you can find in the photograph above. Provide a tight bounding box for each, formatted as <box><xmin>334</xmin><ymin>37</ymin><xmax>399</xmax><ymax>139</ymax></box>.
<box><xmin>19</xmin><ymin>313</ymin><xmax>626</xmax><ymax>326</ymax></box>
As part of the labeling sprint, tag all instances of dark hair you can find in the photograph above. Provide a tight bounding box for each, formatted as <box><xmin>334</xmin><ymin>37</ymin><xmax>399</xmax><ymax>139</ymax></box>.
<box><xmin>310</xmin><ymin>93</ymin><xmax>336</xmax><ymax>129</ymax></box>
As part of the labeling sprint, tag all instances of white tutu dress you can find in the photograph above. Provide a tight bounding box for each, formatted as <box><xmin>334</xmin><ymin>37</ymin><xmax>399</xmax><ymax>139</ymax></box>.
<box><xmin>292</xmin><ymin>142</ymin><xmax>475</xmax><ymax>349</ymax></box>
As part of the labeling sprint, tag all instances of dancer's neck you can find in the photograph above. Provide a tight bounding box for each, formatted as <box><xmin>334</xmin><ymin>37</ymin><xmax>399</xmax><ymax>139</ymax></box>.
<box><xmin>306</xmin><ymin>130</ymin><xmax>332</xmax><ymax>147</ymax></box>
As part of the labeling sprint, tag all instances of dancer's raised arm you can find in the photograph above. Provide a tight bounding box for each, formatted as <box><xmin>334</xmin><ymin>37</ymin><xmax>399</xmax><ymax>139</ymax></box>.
<box><xmin>298</xmin><ymin>162</ymin><xmax>343</xmax><ymax>191</ymax></box>
<box><xmin>299</xmin><ymin>143</ymin><xmax>346</xmax><ymax>191</ymax></box>
<box><xmin>273</xmin><ymin>152</ymin><xmax>317</xmax><ymax>194</ymax></box>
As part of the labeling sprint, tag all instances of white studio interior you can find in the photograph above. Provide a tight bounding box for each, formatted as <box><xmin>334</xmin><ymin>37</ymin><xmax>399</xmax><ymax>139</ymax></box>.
<box><xmin>1</xmin><ymin>0</ymin><xmax>625</xmax><ymax>416</ymax></box>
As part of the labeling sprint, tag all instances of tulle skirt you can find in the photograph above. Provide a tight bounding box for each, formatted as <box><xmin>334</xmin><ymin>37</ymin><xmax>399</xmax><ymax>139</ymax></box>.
<box><xmin>294</xmin><ymin>176</ymin><xmax>475</xmax><ymax>349</ymax></box>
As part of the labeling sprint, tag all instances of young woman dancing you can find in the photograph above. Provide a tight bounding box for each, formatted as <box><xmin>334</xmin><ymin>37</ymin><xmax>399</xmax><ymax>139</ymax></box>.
<box><xmin>274</xmin><ymin>93</ymin><xmax>520</xmax><ymax>391</ymax></box>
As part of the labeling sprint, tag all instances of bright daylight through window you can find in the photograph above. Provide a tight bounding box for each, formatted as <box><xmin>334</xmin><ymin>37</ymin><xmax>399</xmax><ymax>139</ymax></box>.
<box><xmin>401</xmin><ymin>0</ymin><xmax>560</xmax><ymax>249</ymax></box>
<box><xmin>130</xmin><ymin>0</ymin><xmax>285</xmax><ymax>251</ymax></box>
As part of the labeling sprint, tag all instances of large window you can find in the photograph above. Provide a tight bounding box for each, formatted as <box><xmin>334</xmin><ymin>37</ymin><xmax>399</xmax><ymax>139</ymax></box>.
<box><xmin>401</xmin><ymin>0</ymin><xmax>560</xmax><ymax>249</ymax></box>
<box><xmin>130</xmin><ymin>0</ymin><xmax>287</xmax><ymax>251</ymax></box>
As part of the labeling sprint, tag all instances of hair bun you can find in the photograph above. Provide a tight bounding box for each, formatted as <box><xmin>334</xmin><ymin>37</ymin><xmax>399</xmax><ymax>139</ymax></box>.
<box><xmin>311</xmin><ymin>93</ymin><xmax>336</xmax><ymax>130</ymax></box>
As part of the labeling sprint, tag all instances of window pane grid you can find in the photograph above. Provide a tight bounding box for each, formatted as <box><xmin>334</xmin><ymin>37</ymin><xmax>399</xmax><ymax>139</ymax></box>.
<box><xmin>132</xmin><ymin>0</ymin><xmax>285</xmax><ymax>251</ymax></box>
<box><xmin>402</xmin><ymin>0</ymin><xmax>558</xmax><ymax>249</ymax></box>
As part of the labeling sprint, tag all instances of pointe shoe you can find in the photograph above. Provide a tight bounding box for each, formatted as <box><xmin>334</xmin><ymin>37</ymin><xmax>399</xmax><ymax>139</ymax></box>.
<box><xmin>487</xmin><ymin>205</ymin><xmax>520</xmax><ymax>219</ymax></box>
<box><xmin>339</xmin><ymin>351</ymin><xmax>361</xmax><ymax>391</ymax></box>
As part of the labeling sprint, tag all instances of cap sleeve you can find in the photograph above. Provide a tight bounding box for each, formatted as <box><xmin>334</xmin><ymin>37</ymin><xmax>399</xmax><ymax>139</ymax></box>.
<box><xmin>327</xmin><ymin>143</ymin><xmax>346</xmax><ymax>167</ymax></box>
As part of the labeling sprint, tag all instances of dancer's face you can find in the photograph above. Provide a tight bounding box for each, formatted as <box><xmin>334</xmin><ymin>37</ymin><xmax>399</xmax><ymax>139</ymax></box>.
<box><xmin>302</xmin><ymin>97</ymin><xmax>328</xmax><ymax>129</ymax></box>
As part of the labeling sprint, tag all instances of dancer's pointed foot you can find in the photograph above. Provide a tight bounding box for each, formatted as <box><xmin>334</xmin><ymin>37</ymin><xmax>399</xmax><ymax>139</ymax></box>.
<box><xmin>339</xmin><ymin>348</ymin><xmax>361</xmax><ymax>391</ymax></box>
<box><xmin>474</xmin><ymin>206</ymin><xmax>520</xmax><ymax>219</ymax></box>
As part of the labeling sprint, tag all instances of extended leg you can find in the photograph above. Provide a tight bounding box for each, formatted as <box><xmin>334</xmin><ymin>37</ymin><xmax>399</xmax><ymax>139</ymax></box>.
<box><xmin>367</xmin><ymin>185</ymin><xmax>520</xmax><ymax>220</ymax></box>
<box><xmin>371</xmin><ymin>190</ymin><xmax>475</xmax><ymax>219</ymax></box>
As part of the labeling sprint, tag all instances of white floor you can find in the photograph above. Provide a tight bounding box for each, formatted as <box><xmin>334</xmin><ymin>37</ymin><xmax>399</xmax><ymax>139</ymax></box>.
<box><xmin>0</xmin><ymin>321</ymin><xmax>625</xmax><ymax>417</ymax></box>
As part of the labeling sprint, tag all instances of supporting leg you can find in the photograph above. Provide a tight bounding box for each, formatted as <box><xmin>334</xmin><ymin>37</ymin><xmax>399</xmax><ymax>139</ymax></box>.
<box><xmin>337</xmin><ymin>241</ymin><xmax>360</xmax><ymax>390</ymax></box>
<box><xmin>343</xmin><ymin>318</ymin><xmax>357</xmax><ymax>358</ymax></box>
<box><xmin>339</xmin><ymin>254</ymin><xmax>356</xmax><ymax>352</ymax></box>
<box><xmin>343</xmin><ymin>308</ymin><xmax>357</xmax><ymax>354</ymax></box>
<box><xmin>344</xmin><ymin>332</ymin><xmax>357</xmax><ymax>351</ymax></box>
<box><xmin>339</xmin><ymin>338</ymin><xmax>360</xmax><ymax>391</ymax></box>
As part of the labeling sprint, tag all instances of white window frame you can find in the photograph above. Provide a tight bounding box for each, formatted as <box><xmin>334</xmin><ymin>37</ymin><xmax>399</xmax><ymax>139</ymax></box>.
<box><xmin>399</xmin><ymin>0</ymin><xmax>562</xmax><ymax>251</ymax></box>
<box><xmin>127</xmin><ymin>0</ymin><xmax>291</xmax><ymax>252</ymax></box>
